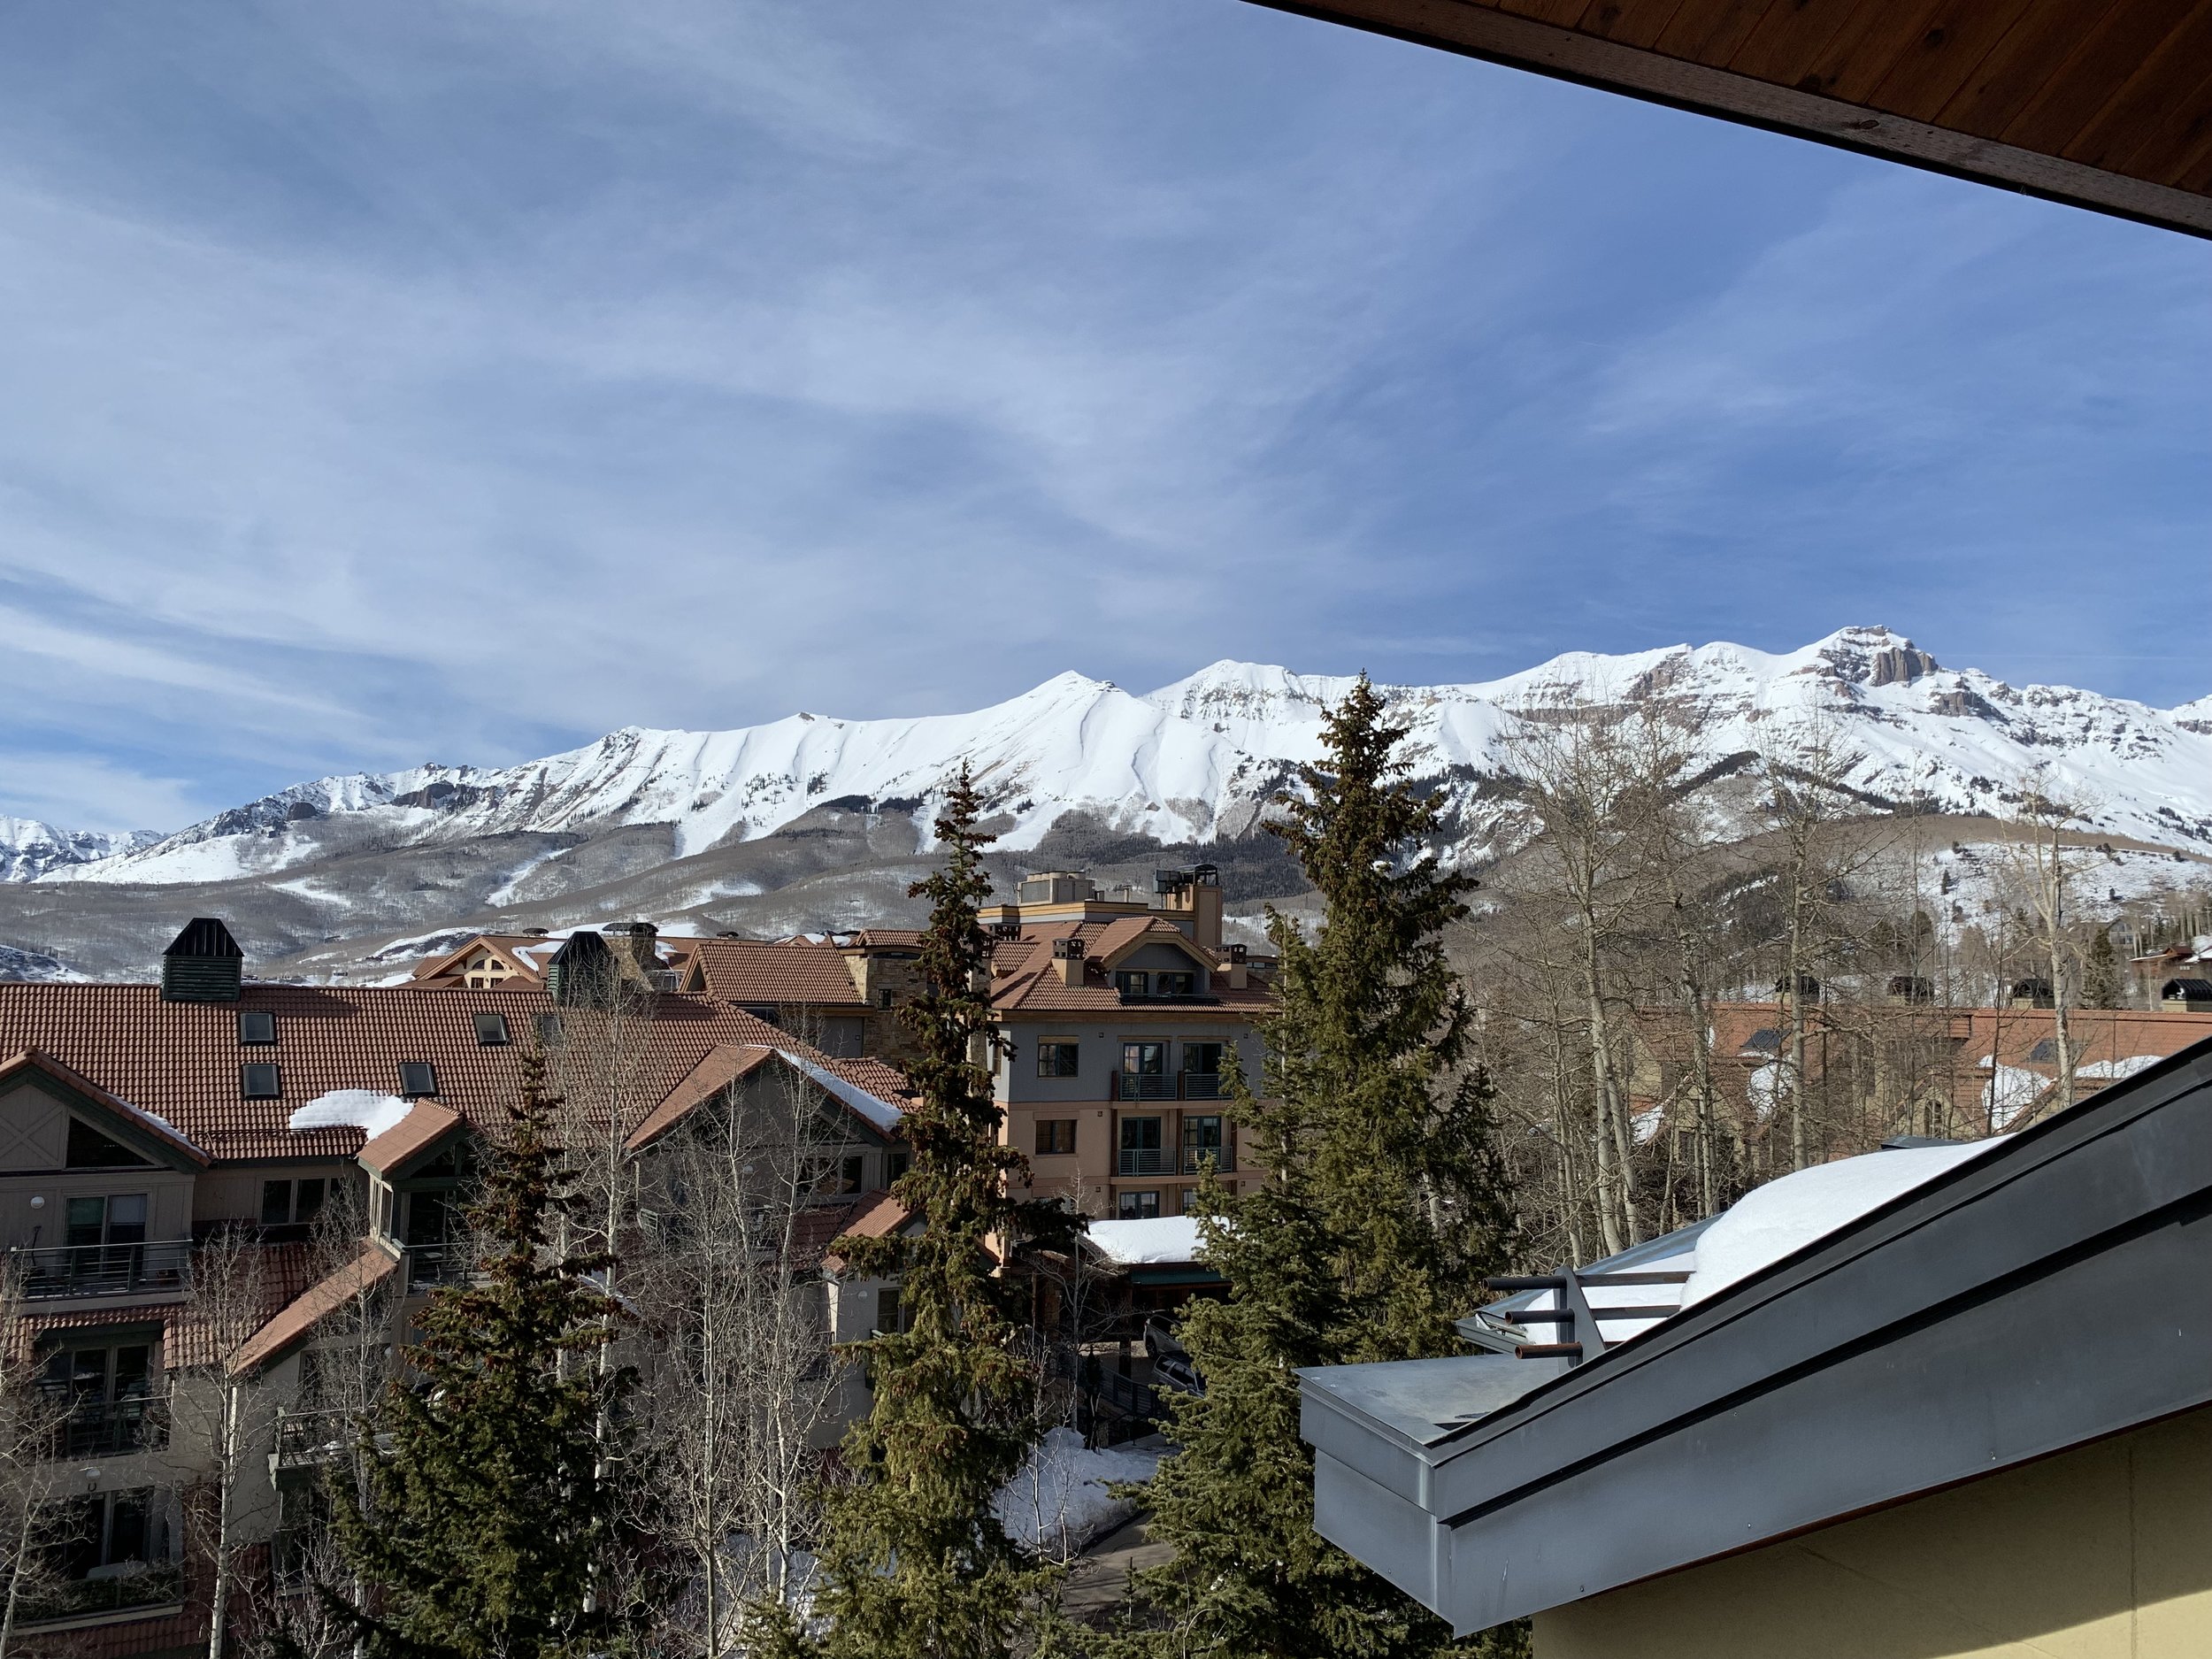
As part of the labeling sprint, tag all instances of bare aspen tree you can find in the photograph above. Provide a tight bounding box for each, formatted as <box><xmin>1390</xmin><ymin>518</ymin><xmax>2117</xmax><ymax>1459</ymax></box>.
<box><xmin>1997</xmin><ymin>771</ymin><xmax>2096</xmax><ymax>1119</ymax></box>
<box><xmin>0</xmin><ymin>1268</ymin><xmax>67</xmax><ymax>1659</ymax></box>
<box><xmin>1502</xmin><ymin>689</ymin><xmax>1652</xmax><ymax>1252</ymax></box>
<box><xmin>633</xmin><ymin>1052</ymin><xmax>849</xmax><ymax>1655</ymax></box>
<box><xmin>165</xmin><ymin>1227</ymin><xmax>272</xmax><ymax>1659</ymax></box>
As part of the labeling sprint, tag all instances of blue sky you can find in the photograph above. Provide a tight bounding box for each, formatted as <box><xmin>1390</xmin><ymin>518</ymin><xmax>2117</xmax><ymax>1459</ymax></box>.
<box><xmin>0</xmin><ymin>1</ymin><xmax>2206</xmax><ymax>833</ymax></box>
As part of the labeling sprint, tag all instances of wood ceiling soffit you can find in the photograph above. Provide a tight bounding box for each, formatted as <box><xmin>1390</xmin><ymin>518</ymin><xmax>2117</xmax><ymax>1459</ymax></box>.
<box><xmin>1248</xmin><ymin>0</ymin><xmax>2212</xmax><ymax>235</ymax></box>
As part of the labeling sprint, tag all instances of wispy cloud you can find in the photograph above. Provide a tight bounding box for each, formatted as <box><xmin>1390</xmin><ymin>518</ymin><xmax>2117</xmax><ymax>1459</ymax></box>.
<box><xmin>0</xmin><ymin>1</ymin><xmax>2203</xmax><ymax>833</ymax></box>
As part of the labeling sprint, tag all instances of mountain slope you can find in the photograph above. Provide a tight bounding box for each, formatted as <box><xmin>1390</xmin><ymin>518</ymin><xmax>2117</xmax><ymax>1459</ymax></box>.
<box><xmin>38</xmin><ymin>625</ymin><xmax>2212</xmax><ymax>893</ymax></box>
<box><xmin>0</xmin><ymin>820</ymin><xmax>159</xmax><ymax>883</ymax></box>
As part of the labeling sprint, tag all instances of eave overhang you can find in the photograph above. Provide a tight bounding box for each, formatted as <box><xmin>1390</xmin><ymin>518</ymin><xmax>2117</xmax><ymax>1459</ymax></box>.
<box><xmin>1300</xmin><ymin>1036</ymin><xmax>2212</xmax><ymax>1633</ymax></box>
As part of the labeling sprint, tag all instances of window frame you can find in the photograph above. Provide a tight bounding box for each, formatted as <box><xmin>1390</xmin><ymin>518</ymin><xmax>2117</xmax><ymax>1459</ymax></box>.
<box><xmin>472</xmin><ymin>1011</ymin><xmax>511</xmax><ymax>1048</ymax></box>
<box><xmin>1036</xmin><ymin>1041</ymin><xmax>1080</xmax><ymax>1079</ymax></box>
<box><xmin>240</xmin><ymin>1062</ymin><xmax>281</xmax><ymax>1100</ymax></box>
<box><xmin>1036</xmin><ymin>1118</ymin><xmax>1078</xmax><ymax>1156</ymax></box>
<box><xmin>1116</xmin><ymin>1190</ymin><xmax>1162</xmax><ymax>1219</ymax></box>
<box><xmin>236</xmin><ymin>1010</ymin><xmax>276</xmax><ymax>1045</ymax></box>
<box><xmin>396</xmin><ymin>1061</ymin><xmax>439</xmax><ymax>1099</ymax></box>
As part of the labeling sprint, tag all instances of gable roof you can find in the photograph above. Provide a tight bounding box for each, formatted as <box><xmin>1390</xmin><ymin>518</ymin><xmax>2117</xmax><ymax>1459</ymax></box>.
<box><xmin>357</xmin><ymin>1102</ymin><xmax>465</xmax><ymax>1177</ymax></box>
<box><xmin>0</xmin><ymin>1048</ymin><xmax>211</xmax><ymax>1167</ymax></box>
<box><xmin>820</xmin><ymin>1190</ymin><xmax>917</xmax><ymax>1274</ymax></box>
<box><xmin>624</xmin><ymin>1043</ymin><xmax>777</xmax><ymax>1150</ymax></box>
<box><xmin>0</xmin><ymin>983</ymin><xmax>908</xmax><ymax>1164</ymax></box>
<box><xmin>988</xmin><ymin>923</ymin><xmax>1273</xmax><ymax>1018</ymax></box>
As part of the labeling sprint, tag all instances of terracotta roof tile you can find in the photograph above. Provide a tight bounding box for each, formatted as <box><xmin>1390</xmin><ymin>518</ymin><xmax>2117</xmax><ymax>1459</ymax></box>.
<box><xmin>0</xmin><ymin>984</ymin><xmax>904</xmax><ymax>1164</ymax></box>
<box><xmin>0</xmin><ymin>1048</ymin><xmax>211</xmax><ymax>1164</ymax></box>
<box><xmin>228</xmin><ymin>1242</ymin><xmax>397</xmax><ymax>1377</ymax></box>
<box><xmin>820</xmin><ymin>1190</ymin><xmax>914</xmax><ymax>1274</ymax></box>
<box><xmin>624</xmin><ymin>1044</ymin><xmax>775</xmax><ymax>1150</ymax></box>
<box><xmin>985</xmin><ymin>924</ymin><xmax>1275</xmax><ymax>1017</ymax></box>
<box><xmin>687</xmin><ymin>938</ymin><xmax>864</xmax><ymax>1006</ymax></box>
<box><xmin>357</xmin><ymin>1102</ymin><xmax>465</xmax><ymax>1175</ymax></box>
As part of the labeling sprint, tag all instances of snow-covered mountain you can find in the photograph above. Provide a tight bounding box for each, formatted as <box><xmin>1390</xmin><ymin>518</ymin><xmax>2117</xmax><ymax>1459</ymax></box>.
<box><xmin>0</xmin><ymin>819</ymin><xmax>159</xmax><ymax>884</ymax></box>
<box><xmin>29</xmin><ymin>626</ymin><xmax>2212</xmax><ymax>894</ymax></box>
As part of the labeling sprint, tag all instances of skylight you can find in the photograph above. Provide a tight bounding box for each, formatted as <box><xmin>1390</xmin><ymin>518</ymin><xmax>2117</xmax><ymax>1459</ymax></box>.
<box><xmin>472</xmin><ymin>1011</ymin><xmax>510</xmax><ymax>1048</ymax></box>
<box><xmin>397</xmin><ymin>1061</ymin><xmax>439</xmax><ymax>1099</ymax></box>
<box><xmin>238</xmin><ymin>1010</ymin><xmax>276</xmax><ymax>1045</ymax></box>
<box><xmin>241</xmin><ymin>1063</ymin><xmax>281</xmax><ymax>1100</ymax></box>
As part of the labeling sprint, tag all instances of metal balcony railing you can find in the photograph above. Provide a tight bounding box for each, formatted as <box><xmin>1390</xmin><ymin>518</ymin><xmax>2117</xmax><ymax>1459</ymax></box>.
<box><xmin>19</xmin><ymin>1563</ymin><xmax>184</xmax><ymax>1625</ymax></box>
<box><xmin>48</xmin><ymin>1397</ymin><xmax>165</xmax><ymax>1461</ymax></box>
<box><xmin>1179</xmin><ymin>1143</ymin><xmax>1233</xmax><ymax>1175</ymax></box>
<box><xmin>1112</xmin><ymin>1071</ymin><xmax>1227</xmax><ymax>1102</ymax></box>
<box><xmin>402</xmin><ymin>1243</ymin><xmax>468</xmax><ymax>1293</ymax></box>
<box><xmin>1117</xmin><ymin>1146</ymin><xmax>1174</xmax><ymax>1178</ymax></box>
<box><xmin>273</xmin><ymin>1408</ymin><xmax>359</xmax><ymax>1470</ymax></box>
<box><xmin>9</xmin><ymin>1241</ymin><xmax>192</xmax><ymax>1301</ymax></box>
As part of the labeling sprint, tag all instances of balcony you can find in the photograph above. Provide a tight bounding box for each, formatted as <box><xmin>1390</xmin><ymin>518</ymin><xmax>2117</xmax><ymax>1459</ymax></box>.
<box><xmin>401</xmin><ymin>1242</ymin><xmax>468</xmax><ymax>1293</ymax></box>
<box><xmin>9</xmin><ymin>1241</ymin><xmax>191</xmax><ymax>1302</ymax></box>
<box><xmin>1179</xmin><ymin>1143</ymin><xmax>1233</xmax><ymax>1176</ymax></box>
<box><xmin>1112</xmin><ymin>1072</ymin><xmax>1226</xmax><ymax>1102</ymax></box>
<box><xmin>49</xmin><ymin>1398</ymin><xmax>166</xmax><ymax>1461</ymax></box>
<box><xmin>1117</xmin><ymin>1145</ymin><xmax>1173</xmax><ymax>1178</ymax></box>
<box><xmin>273</xmin><ymin>1408</ymin><xmax>359</xmax><ymax>1471</ymax></box>
<box><xmin>19</xmin><ymin>1563</ymin><xmax>184</xmax><ymax>1625</ymax></box>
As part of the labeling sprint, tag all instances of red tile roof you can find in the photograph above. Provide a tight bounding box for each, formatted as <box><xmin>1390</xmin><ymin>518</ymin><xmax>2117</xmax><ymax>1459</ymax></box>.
<box><xmin>687</xmin><ymin>937</ymin><xmax>865</xmax><ymax>1006</ymax></box>
<box><xmin>0</xmin><ymin>984</ymin><xmax>905</xmax><ymax>1164</ymax></box>
<box><xmin>624</xmin><ymin>1043</ymin><xmax>775</xmax><ymax>1150</ymax></box>
<box><xmin>357</xmin><ymin>1102</ymin><xmax>464</xmax><ymax>1175</ymax></box>
<box><xmin>987</xmin><ymin>924</ymin><xmax>1275</xmax><ymax>1017</ymax></box>
<box><xmin>820</xmin><ymin>1190</ymin><xmax>914</xmax><ymax>1274</ymax></box>
<box><xmin>0</xmin><ymin>1048</ymin><xmax>211</xmax><ymax>1164</ymax></box>
<box><xmin>228</xmin><ymin>1242</ymin><xmax>397</xmax><ymax>1377</ymax></box>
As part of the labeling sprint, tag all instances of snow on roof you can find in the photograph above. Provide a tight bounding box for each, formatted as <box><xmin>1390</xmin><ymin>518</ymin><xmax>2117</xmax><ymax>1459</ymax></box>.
<box><xmin>777</xmin><ymin>1051</ymin><xmax>902</xmax><ymax>1133</ymax></box>
<box><xmin>288</xmin><ymin>1089</ymin><xmax>413</xmax><ymax>1140</ymax></box>
<box><xmin>1086</xmin><ymin>1216</ymin><xmax>1202</xmax><ymax>1265</ymax></box>
<box><xmin>1681</xmin><ymin>1141</ymin><xmax>2005</xmax><ymax>1308</ymax></box>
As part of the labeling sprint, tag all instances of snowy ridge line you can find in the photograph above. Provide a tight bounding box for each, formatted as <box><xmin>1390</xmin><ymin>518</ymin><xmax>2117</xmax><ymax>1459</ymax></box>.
<box><xmin>22</xmin><ymin>625</ymin><xmax>2212</xmax><ymax>890</ymax></box>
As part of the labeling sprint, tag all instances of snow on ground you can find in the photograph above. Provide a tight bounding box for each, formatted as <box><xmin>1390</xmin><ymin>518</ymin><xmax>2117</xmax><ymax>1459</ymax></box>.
<box><xmin>1085</xmin><ymin>1217</ymin><xmax>1202</xmax><ymax>1265</ymax></box>
<box><xmin>1682</xmin><ymin>1141</ymin><xmax>2006</xmax><ymax>1307</ymax></box>
<box><xmin>995</xmin><ymin>1428</ymin><xmax>1163</xmax><ymax>1555</ymax></box>
<box><xmin>288</xmin><ymin>1090</ymin><xmax>413</xmax><ymax>1138</ymax></box>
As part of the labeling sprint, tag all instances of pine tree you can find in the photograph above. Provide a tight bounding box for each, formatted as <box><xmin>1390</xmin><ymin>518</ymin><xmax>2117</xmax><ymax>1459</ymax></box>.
<box><xmin>322</xmin><ymin>1056</ymin><xmax>636</xmax><ymax>1659</ymax></box>
<box><xmin>784</xmin><ymin>766</ymin><xmax>1075</xmax><ymax>1659</ymax></box>
<box><xmin>2082</xmin><ymin>926</ymin><xmax>2122</xmax><ymax>1010</ymax></box>
<box><xmin>1129</xmin><ymin>675</ymin><xmax>1521</xmax><ymax>1659</ymax></box>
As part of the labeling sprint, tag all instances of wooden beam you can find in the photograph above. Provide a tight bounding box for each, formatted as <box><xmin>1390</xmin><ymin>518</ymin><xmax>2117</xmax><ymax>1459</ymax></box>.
<box><xmin>1246</xmin><ymin>0</ymin><xmax>2212</xmax><ymax>238</ymax></box>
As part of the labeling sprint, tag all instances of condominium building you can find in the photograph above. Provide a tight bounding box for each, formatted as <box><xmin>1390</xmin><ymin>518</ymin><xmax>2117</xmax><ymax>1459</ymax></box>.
<box><xmin>981</xmin><ymin>867</ymin><xmax>1275</xmax><ymax>1220</ymax></box>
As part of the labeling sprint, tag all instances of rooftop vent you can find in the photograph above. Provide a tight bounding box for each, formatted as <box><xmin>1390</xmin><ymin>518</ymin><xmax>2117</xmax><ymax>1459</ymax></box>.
<box><xmin>2162</xmin><ymin>977</ymin><xmax>2212</xmax><ymax>1010</ymax></box>
<box><xmin>1019</xmin><ymin>872</ymin><xmax>1095</xmax><ymax>906</ymax></box>
<box><xmin>163</xmin><ymin>918</ymin><xmax>243</xmax><ymax>1003</ymax></box>
<box><xmin>2010</xmin><ymin>977</ymin><xmax>2056</xmax><ymax>1009</ymax></box>
<box><xmin>1886</xmin><ymin>974</ymin><xmax>1933</xmax><ymax>1004</ymax></box>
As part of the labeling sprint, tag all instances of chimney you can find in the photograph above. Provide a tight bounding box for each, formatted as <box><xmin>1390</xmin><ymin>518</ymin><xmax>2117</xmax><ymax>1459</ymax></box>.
<box><xmin>618</xmin><ymin>919</ymin><xmax>661</xmax><ymax>973</ymax></box>
<box><xmin>548</xmin><ymin>931</ymin><xmax>617</xmax><ymax>1008</ymax></box>
<box><xmin>1225</xmin><ymin>941</ymin><xmax>1248</xmax><ymax>991</ymax></box>
<box><xmin>1051</xmin><ymin>936</ymin><xmax>1087</xmax><ymax>987</ymax></box>
<box><xmin>1156</xmin><ymin>864</ymin><xmax>1224</xmax><ymax>951</ymax></box>
<box><xmin>161</xmin><ymin>918</ymin><xmax>243</xmax><ymax>1003</ymax></box>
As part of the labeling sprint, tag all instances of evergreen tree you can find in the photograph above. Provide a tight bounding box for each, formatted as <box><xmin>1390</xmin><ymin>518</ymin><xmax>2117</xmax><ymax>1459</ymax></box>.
<box><xmin>782</xmin><ymin>766</ymin><xmax>1075</xmax><ymax>1659</ymax></box>
<box><xmin>2083</xmin><ymin>926</ymin><xmax>2122</xmax><ymax>1010</ymax></box>
<box><xmin>323</xmin><ymin>1056</ymin><xmax>636</xmax><ymax>1659</ymax></box>
<box><xmin>1128</xmin><ymin>675</ymin><xmax>1521</xmax><ymax>1659</ymax></box>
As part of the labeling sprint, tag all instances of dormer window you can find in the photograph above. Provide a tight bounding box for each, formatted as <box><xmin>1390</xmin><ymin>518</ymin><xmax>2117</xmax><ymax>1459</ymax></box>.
<box><xmin>397</xmin><ymin>1061</ymin><xmax>438</xmax><ymax>1099</ymax></box>
<box><xmin>237</xmin><ymin>1010</ymin><xmax>276</xmax><ymax>1045</ymax></box>
<box><xmin>1114</xmin><ymin>971</ymin><xmax>1148</xmax><ymax>997</ymax></box>
<box><xmin>241</xmin><ymin>1063</ymin><xmax>280</xmax><ymax>1100</ymax></box>
<box><xmin>472</xmin><ymin>1012</ymin><xmax>511</xmax><ymax>1048</ymax></box>
<box><xmin>1156</xmin><ymin>971</ymin><xmax>1196</xmax><ymax>996</ymax></box>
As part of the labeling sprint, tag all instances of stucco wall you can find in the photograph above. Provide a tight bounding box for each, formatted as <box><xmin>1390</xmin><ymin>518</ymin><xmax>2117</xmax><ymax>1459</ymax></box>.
<box><xmin>1534</xmin><ymin>1405</ymin><xmax>2212</xmax><ymax>1659</ymax></box>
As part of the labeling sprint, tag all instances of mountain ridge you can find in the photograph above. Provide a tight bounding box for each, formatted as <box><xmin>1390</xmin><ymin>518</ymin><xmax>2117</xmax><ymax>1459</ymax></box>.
<box><xmin>14</xmin><ymin>626</ymin><xmax>2212</xmax><ymax>896</ymax></box>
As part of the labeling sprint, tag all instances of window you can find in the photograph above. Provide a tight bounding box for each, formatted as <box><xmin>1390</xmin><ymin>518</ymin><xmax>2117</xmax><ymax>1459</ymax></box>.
<box><xmin>241</xmin><ymin>1063</ymin><xmax>281</xmax><ymax>1099</ymax></box>
<box><xmin>472</xmin><ymin>1011</ymin><xmax>511</xmax><ymax>1048</ymax></box>
<box><xmin>742</xmin><ymin>1005</ymin><xmax>782</xmax><ymax>1028</ymax></box>
<box><xmin>2028</xmin><ymin>1038</ymin><xmax>2058</xmax><ymax>1063</ymax></box>
<box><xmin>1118</xmin><ymin>1114</ymin><xmax>1165</xmax><ymax>1175</ymax></box>
<box><xmin>1113</xmin><ymin>971</ymin><xmax>1148</xmax><ymax>998</ymax></box>
<box><xmin>65</xmin><ymin>1118</ymin><xmax>150</xmax><ymax>1170</ymax></box>
<box><xmin>373</xmin><ymin>1181</ymin><xmax>394</xmax><ymax>1240</ymax></box>
<box><xmin>66</xmin><ymin>1194</ymin><xmax>147</xmax><ymax>1248</ymax></box>
<box><xmin>841</xmin><ymin>1155</ymin><xmax>865</xmax><ymax>1194</ymax></box>
<box><xmin>55</xmin><ymin>1488</ymin><xmax>166</xmax><ymax>1582</ymax></box>
<box><xmin>1155</xmin><ymin>971</ymin><xmax>1196</xmax><ymax>996</ymax></box>
<box><xmin>403</xmin><ymin>1190</ymin><xmax>452</xmax><ymax>1249</ymax></box>
<box><xmin>534</xmin><ymin>1012</ymin><xmax>564</xmax><ymax>1048</ymax></box>
<box><xmin>1036</xmin><ymin>1041</ymin><xmax>1080</xmax><ymax>1079</ymax></box>
<box><xmin>237</xmin><ymin>1010</ymin><xmax>276</xmax><ymax>1045</ymax></box>
<box><xmin>876</xmin><ymin>1286</ymin><xmax>908</xmax><ymax>1336</ymax></box>
<box><xmin>43</xmin><ymin>1342</ymin><xmax>151</xmax><ymax>1403</ymax></box>
<box><xmin>878</xmin><ymin>989</ymin><xmax>895</xmax><ymax>1010</ymax></box>
<box><xmin>261</xmin><ymin>1179</ymin><xmax>328</xmax><ymax>1229</ymax></box>
<box><xmin>1117</xmin><ymin>1190</ymin><xmax>1161</xmax><ymax>1219</ymax></box>
<box><xmin>1036</xmin><ymin>1119</ymin><xmax>1078</xmax><ymax>1156</ymax></box>
<box><xmin>884</xmin><ymin>1151</ymin><xmax>910</xmax><ymax>1187</ymax></box>
<box><xmin>1118</xmin><ymin>1041</ymin><xmax>1171</xmax><ymax>1101</ymax></box>
<box><xmin>396</xmin><ymin>1061</ymin><xmax>438</xmax><ymax>1098</ymax></box>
